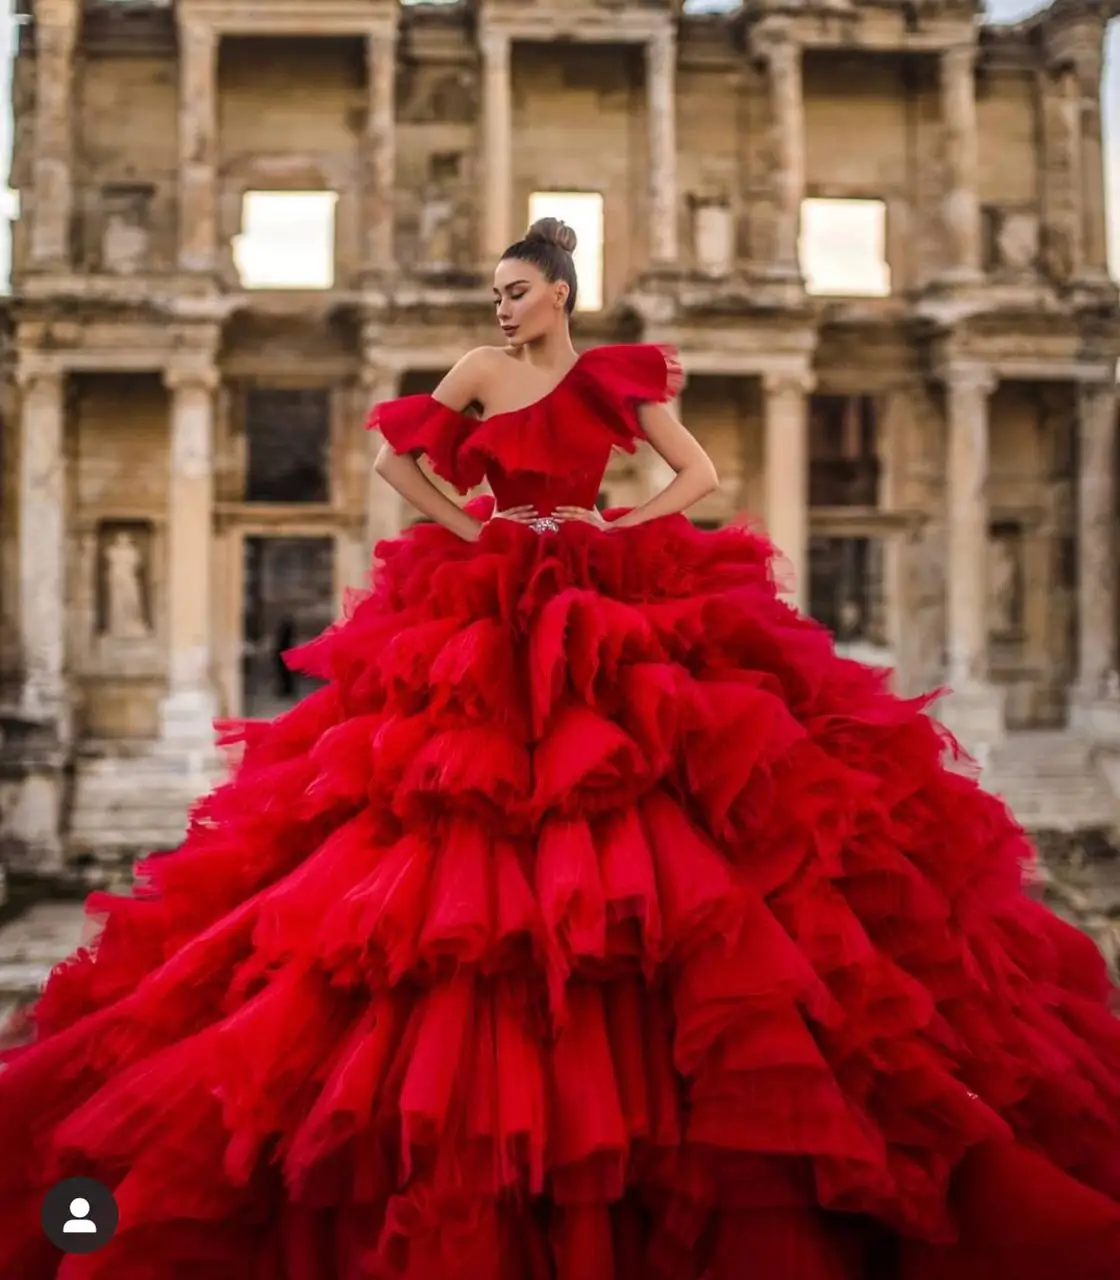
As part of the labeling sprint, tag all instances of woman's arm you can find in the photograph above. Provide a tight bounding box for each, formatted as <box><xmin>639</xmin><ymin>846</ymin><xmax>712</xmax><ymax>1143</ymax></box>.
<box><xmin>373</xmin><ymin>348</ymin><xmax>496</xmax><ymax>543</ymax></box>
<box><xmin>609</xmin><ymin>401</ymin><xmax>719</xmax><ymax>529</ymax></box>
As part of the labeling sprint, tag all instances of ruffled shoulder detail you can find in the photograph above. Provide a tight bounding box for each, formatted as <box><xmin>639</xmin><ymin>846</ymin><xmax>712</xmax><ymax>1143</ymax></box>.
<box><xmin>576</xmin><ymin>343</ymin><xmax>684</xmax><ymax>420</ymax></box>
<box><xmin>565</xmin><ymin>343</ymin><xmax>683</xmax><ymax>456</ymax></box>
<box><xmin>456</xmin><ymin>344</ymin><xmax>684</xmax><ymax>481</ymax></box>
<box><xmin>366</xmin><ymin>395</ymin><xmax>486</xmax><ymax>494</ymax></box>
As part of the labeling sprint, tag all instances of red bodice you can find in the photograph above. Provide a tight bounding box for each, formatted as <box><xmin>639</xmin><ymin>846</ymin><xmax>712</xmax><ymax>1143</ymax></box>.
<box><xmin>368</xmin><ymin>343</ymin><xmax>682</xmax><ymax>514</ymax></box>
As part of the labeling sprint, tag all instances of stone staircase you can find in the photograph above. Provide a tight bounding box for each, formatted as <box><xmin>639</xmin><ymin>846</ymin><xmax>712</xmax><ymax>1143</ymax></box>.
<box><xmin>980</xmin><ymin>730</ymin><xmax>1120</xmax><ymax>832</ymax></box>
<box><xmin>67</xmin><ymin>744</ymin><xmax>222</xmax><ymax>867</ymax></box>
<box><xmin>0</xmin><ymin>902</ymin><xmax>88</xmax><ymax>1039</ymax></box>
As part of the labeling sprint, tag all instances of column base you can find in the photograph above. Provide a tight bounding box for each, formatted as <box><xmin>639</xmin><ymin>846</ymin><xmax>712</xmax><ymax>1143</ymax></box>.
<box><xmin>19</xmin><ymin>680</ymin><xmax>73</xmax><ymax>746</ymax></box>
<box><xmin>936</xmin><ymin>682</ymin><xmax>1007</xmax><ymax>756</ymax></box>
<box><xmin>158</xmin><ymin>687</ymin><xmax>219</xmax><ymax>751</ymax></box>
<box><xmin>1068</xmin><ymin>684</ymin><xmax>1120</xmax><ymax>742</ymax></box>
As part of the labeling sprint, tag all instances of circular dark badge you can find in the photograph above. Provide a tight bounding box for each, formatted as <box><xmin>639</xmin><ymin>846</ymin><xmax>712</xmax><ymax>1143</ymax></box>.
<box><xmin>40</xmin><ymin>1176</ymin><xmax>119</xmax><ymax>1254</ymax></box>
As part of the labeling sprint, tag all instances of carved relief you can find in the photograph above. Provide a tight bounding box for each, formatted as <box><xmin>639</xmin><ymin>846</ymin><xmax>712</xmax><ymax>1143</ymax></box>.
<box><xmin>97</xmin><ymin>521</ymin><xmax>153</xmax><ymax>641</ymax></box>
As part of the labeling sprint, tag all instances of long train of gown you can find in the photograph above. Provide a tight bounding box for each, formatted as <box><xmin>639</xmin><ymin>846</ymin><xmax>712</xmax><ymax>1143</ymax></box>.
<box><xmin>0</xmin><ymin>342</ymin><xmax>1118</xmax><ymax>1279</ymax></box>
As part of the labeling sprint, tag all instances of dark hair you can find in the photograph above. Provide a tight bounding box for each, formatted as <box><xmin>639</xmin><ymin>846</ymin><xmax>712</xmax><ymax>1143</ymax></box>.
<box><xmin>500</xmin><ymin>217</ymin><xmax>579</xmax><ymax>314</ymax></box>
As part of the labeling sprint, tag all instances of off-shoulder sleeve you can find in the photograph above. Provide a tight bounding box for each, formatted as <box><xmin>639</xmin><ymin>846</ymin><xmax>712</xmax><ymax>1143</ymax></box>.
<box><xmin>579</xmin><ymin>343</ymin><xmax>683</xmax><ymax>407</ymax></box>
<box><xmin>366</xmin><ymin>394</ymin><xmax>486</xmax><ymax>493</ymax></box>
<box><xmin>574</xmin><ymin>343</ymin><xmax>684</xmax><ymax>450</ymax></box>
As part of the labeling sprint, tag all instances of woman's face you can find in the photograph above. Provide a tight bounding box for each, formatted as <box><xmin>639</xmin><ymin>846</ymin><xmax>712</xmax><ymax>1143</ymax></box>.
<box><xmin>492</xmin><ymin>258</ymin><xmax>568</xmax><ymax>346</ymax></box>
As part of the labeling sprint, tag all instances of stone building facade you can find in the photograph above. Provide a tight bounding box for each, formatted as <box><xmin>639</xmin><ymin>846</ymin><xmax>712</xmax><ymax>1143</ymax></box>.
<box><xmin>1</xmin><ymin>0</ymin><xmax>1119</xmax><ymax>916</ymax></box>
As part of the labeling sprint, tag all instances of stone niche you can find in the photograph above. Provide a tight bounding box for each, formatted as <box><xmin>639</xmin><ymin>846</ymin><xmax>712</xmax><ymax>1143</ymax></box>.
<box><xmin>415</xmin><ymin>151</ymin><xmax>473</xmax><ymax>273</ymax></box>
<box><xmin>688</xmin><ymin>194</ymin><xmax>734</xmax><ymax>278</ymax></box>
<box><xmin>981</xmin><ymin>204</ymin><xmax>1040</xmax><ymax>278</ymax></box>
<box><xmin>95</xmin><ymin>184</ymin><xmax>155</xmax><ymax>275</ymax></box>
<box><xmin>987</xmin><ymin>519</ymin><xmax>1025</xmax><ymax>648</ymax></box>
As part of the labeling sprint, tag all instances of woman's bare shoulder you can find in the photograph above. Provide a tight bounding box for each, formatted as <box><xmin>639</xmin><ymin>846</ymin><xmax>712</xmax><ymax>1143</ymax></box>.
<box><xmin>434</xmin><ymin>346</ymin><xmax>510</xmax><ymax>409</ymax></box>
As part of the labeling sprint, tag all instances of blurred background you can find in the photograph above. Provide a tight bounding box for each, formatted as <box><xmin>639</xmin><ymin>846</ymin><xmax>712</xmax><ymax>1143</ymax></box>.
<box><xmin>0</xmin><ymin>0</ymin><xmax>1118</xmax><ymax>1014</ymax></box>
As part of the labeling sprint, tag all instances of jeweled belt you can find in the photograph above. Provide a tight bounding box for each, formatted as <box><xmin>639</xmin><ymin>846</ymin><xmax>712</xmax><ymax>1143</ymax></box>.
<box><xmin>527</xmin><ymin>516</ymin><xmax>560</xmax><ymax>534</ymax></box>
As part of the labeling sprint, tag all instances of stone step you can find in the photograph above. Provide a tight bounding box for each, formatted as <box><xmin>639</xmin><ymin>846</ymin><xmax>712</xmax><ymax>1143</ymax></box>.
<box><xmin>0</xmin><ymin>904</ymin><xmax>90</xmax><ymax>1043</ymax></box>
<box><xmin>69</xmin><ymin>807</ymin><xmax>190</xmax><ymax>832</ymax></box>
<box><xmin>979</xmin><ymin>730</ymin><xmax>1120</xmax><ymax>833</ymax></box>
<box><xmin>66</xmin><ymin>750</ymin><xmax>220</xmax><ymax>860</ymax></box>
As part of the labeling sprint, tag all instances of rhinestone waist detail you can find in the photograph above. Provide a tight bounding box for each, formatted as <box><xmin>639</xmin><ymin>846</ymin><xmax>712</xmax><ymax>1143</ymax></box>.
<box><xmin>527</xmin><ymin>517</ymin><xmax>561</xmax><ymax>534</ymax></box>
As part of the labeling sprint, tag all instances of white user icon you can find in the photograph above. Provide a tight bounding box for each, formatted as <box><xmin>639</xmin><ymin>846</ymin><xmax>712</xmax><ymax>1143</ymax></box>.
<box><xmin>62</xmin><ymin>1197</ymin><xmax>97</xmax><ymax>1234</ymax></box>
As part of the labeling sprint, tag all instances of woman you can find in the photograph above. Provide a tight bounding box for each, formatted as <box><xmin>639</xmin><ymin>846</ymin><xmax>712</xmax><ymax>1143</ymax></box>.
<box><xmin>0</xmin><ymin>217</ymin><xmax>1117</xmax><ymax>1280</ymax></box>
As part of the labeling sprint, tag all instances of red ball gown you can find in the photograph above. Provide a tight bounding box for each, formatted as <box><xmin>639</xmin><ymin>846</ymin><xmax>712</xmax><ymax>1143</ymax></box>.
<box><xmin>1</xmin><ymin>344</ymin><xmax>1118</xmax><ymax>1280</ymax></box>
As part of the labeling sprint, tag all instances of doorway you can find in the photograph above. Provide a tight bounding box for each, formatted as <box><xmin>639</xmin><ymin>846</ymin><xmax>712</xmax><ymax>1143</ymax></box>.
<box><xmin>238</xmin><ymin>534</ymin><xmax>336</xmax><ymax>719</ymax></box>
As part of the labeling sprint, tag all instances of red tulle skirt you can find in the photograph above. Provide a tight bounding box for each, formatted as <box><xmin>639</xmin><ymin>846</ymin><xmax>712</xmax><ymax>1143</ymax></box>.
<box><xmin>2</xmin><ymin>505</ymin><xmax>1118</xmax><ymax>1279</ymax></box>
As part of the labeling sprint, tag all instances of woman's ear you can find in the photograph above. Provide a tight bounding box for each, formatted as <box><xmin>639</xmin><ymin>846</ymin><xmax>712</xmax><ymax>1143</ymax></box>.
<box><xmin>554</xmin><ymin>281</ymin><xmax>570</xmax><ymax>310</ymax></box>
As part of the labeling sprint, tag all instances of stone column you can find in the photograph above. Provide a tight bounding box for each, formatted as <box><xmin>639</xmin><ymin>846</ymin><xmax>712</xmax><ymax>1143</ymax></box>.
<box><xmin>364</xmin><ymin>28</ymin><xmax>397</xmax><ymax>273</ymax></box>
<box><xmin>159</xmin><ymin>364</ymin><xmax>218</xmax><ymax>744</ymax></box>
<box><xmin>939</xmin><ymin>44</ymin><xmax>982</xmax><ymax>282</ymax></box>
<box><xmin>1075</xmin><ymin>51</ymin><xmax>1109</xmax><ymax>280</ymax></box>
<box><xmin>30</xmin><ymin>1</ymin><xmax>78</xmax><ymax>268</ymax></box>
<box><xmin>17</xmin><ymin>364</ymin><xmax>68</xmax><ymax>721</ymax></box>
<box><xmin>178</xmin><ymin>19</ymin><xmax>219</xmax><ymax>273</ymax></box>
<box><xmin>1071</xmin><ymin>380</ymin><xmax>1118</xmax><ymax>723</ymax></box>
<box><xmin>481</xmin><ymin>28</ymin><xmax>513</xmax><ymax>260</ymax></box>
<box><xmin>646</xmin><ymin>28</ymin><xmax>679</xmax><ymax>265</ymax></box>
<box><xmin>1041</xmin><ymin>63</ymin><xmax>1083</xmax><ymax>282</ymax></box>
<box><xmin>361</xmin><ymin>362</ymin><xmax>406</xmax><ymax>549</ymax></box>
<box><xmin>762</xmin><ymin>34</ymin><xmax>805</xmax><ymax>273</ymax></box>
<box><xmin>762</xmin><ymin>371</ymin><xmax>812</xmax><ymax>609</ymax></box>
<box><xmin>940</xmin><ymin>364</ymin><xmax>1005</xmax><ymax>746</ymax></box>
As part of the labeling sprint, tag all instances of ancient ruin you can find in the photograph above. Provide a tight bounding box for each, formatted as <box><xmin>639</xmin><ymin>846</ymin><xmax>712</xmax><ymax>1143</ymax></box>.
<box><xmin>1</xmin><ymin>1</ymin><xmax>1119</xmax><ymax>977</ymax></box>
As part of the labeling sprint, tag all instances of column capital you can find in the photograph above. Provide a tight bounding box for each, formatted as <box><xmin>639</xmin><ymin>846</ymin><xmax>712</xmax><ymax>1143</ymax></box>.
<box><xmin>479</xmin><ymin>24</ymin><xmax>512</xmax><ymax>62</ymax></box>
<box><xmin>939</xmin><ymin>361</ymin><xmax>997</xmax><ymax>395</ymax></box>
<box><xmin>33</xmin><ymin>0</ymin><xmax>80</xmax><ymax>33</ymax></box>
<box><xmin>762</xmin><ymin>368</ymin><xmax>815</xmax><ymax>398</ymax></box>
<box><xmin>178</xmin><ymin>15</ymin><xmax>217</xmax><ymax>48</ymax></box>
<box><xmin>164</xmin><ymin>361</ymin><xmax>219</xmax><ymax>392</ymax></box>
<box><xmin>940</xmin><ymin>42</ymin><xmax>977</xmax><ymax>73</ymax></box>
<box><xmin>366</xmin><ymin>24</ymin><xmax>398</xmax><ymax>55</ymax></box>
<box><xmin>1043</xmin><ymin>18</ymin><xmax>1106</xmax><ymax>86</ymax></box>
<box><xmin>359</xmin><ymin>360</ymin><xmax>403</xmax><ymax>403</ymax></box>
<box><xmin>749</xmin><ymin>19</ymin><xmax>800</xmax><ymax>64</ymax></box>
<box><xmin>646</xmin><ymin>23</ymin><xmax>676</xmax><ymax>60</ymax></box>
<box><xmin>15</xmin><ymin>353</ymin><xmax>66</xmax><ymax>390</ymax></box>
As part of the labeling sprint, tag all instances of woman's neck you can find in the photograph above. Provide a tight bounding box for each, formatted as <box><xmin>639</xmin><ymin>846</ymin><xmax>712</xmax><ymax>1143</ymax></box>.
<box><xmin>517</xmin><ymin>329</ymin><xmax>577</xmax><ymax>371</ymax></box>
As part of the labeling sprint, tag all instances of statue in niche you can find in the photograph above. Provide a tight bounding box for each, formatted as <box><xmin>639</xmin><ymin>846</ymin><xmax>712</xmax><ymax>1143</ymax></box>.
<box><xmin>691</xmin><ymin>197</ymin><xmax>733</xmax><ymax>277</ymax></box>
<box><xmin>102</xmin><ymin>214</ymin><xmax>149</xmax><ymax>275</ymax></box>
<box><xmin>987</xmin><ymin>526</ymin><xmax>1022</xmax><ymax>639</ymax></box>
<box><xmin>418</xmin><ymin>183</ymin><xmax>456</xmax><ymax>269</ymax></box>
<box><xmin>418</xmin><ymin>153</ymin><xmax>469</xmax><ymax>271</ymax></box>
<box><xmin>837</xmin><ymin>598</ymin><xmax>865</xmax><ymax>643</ymax></box>
<box><xmin>100</xmin><ymin>527</ymin><xmax>151</xmax><ymax>640</ymax></box>
<box><xmin>99</xmin><ymin>185</ymin><xmax>153</xmax><ymax>276</ymax></box>
<box><xmin>995</xmin><ymin>211</ymin><xmax>1039</xmax><ymax>275</ymax></box>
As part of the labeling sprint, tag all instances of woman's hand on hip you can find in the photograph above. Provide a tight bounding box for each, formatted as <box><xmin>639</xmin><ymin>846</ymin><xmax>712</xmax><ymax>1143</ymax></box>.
<box><xmin>490</xmin><ymin>505</ymin><xmax>541</xmax><ymax>525</ymax></box>
<box><xmin>554</xmin><ymin>505</ymin><xmax>611</xmax><ymax>530</ymax></box>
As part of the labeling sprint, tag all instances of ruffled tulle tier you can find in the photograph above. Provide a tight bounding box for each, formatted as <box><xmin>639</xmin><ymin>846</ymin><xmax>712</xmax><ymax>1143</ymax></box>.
<box><xmin>2</xmin><ymin>508</ymin><xmax>1119</xmax><ymax>1279</ymax></box>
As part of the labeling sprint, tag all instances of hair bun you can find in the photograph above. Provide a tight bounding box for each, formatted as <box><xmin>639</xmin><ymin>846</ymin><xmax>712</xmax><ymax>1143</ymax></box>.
<box><xmin>525</xmin><ymin>216</ymin><xmax>578</xmax><ymax>254</ymax></box>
